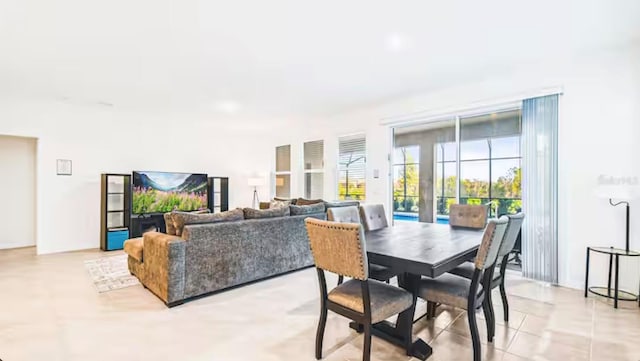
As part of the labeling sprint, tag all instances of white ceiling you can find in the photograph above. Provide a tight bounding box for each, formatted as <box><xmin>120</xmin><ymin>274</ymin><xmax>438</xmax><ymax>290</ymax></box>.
<box><xmin>1</xmin><ymin>0</ymin><xmax>638</xmax><ymax>118</ymax></box>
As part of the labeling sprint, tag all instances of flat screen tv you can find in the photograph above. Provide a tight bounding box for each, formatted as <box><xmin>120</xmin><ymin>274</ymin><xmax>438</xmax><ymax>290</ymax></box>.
<box><xmin>132</xmin><ymin>171</ymin><xmax>208</xmax><ymax>214</ymax></box>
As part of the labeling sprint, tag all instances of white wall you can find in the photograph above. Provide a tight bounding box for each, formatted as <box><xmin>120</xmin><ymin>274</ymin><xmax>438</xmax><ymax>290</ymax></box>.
<box><xmin>0</xmin><ymin>99</ymin><xmax>274</xmax><ymax>254</ymax></box>
<box><xmin>0</xmin><ymin>135</ymin><xmax>36</xmax><ymax>249</ymax></box>
<box><xmin>271</xmin><ymin>43</ymin><xmax>640</xmax><ymax>290</ymax></box>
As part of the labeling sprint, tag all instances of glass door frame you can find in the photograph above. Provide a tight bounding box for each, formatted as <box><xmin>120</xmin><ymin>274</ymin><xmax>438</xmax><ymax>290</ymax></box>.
<box><xmin>390</xmin><ymin>101</ymin><xmax>522</xmax><ymax>223</ymax></box>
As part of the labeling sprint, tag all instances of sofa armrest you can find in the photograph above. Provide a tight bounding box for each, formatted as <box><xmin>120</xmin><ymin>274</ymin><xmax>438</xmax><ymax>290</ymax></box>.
<box><xmin>142</xmin><ymin>232</ymin><xmax>186</xmax><ymax>306</ymax></box>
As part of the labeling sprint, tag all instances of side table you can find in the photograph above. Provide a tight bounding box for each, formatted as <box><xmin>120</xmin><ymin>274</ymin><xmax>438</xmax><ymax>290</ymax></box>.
<box><xmin>584</xmin><ymin>246</ymin><xmax>640</xmax><ymax>308</ymax></box>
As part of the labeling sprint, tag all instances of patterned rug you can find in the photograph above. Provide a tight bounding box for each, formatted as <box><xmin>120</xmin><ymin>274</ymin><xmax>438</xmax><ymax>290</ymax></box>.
<box><xmin>84</xmin><ymin>254</ymin><xmax>140</xmax><ymax>293</ymax></box>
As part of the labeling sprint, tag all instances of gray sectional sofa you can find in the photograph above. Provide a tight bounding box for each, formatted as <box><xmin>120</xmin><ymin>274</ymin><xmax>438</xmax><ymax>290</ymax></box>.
<box><xmin>124</xmin><ymin>208</ymin><xmax>327</xmax><ymax>306</ymax></box>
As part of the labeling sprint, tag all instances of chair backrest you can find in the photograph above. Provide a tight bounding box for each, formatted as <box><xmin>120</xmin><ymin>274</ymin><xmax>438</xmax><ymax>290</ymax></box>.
<box><xmin>304</xmin><ymin>218</ymin><xmax>369</xmax><ymax>280</ymax></box>
<box><xmin>449</xmin><ymin>204</ymin><xmax>489</xmax><ymax>229</ymax></box>
<box><xmin>474</xmin><ymin>216</ymin><xmax>509</xmax><ymax>270</ymax></box>
<box><xmin>359</xmin><ymin>204</ymin><xmax>389</xmax><ymax>231</ymax></box>
<box><xmin>327</xmin><ymin>206</ymin><xmax>361</xmax><ymax>224</ymax></box>
<box><xmin>497</xmin><ymin>213</ymin><xmax>525</xmax><ymax>258</ymax></box>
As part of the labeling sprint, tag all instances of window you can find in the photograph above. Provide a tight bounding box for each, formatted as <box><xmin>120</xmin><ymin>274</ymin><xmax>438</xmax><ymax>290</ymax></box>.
<box><xmin>435</xmin><ymin>142</ymin><xmax>457</xmax><ymax>216</ymax></box>
<box><xmin>338</xmin><ymin>135</ymin><xmax>366</xmax><ymax>200</ymax></box>
<box><xmin>275</xmin><ymin>145</ymin><xmax>291</xmax><ymax>198</ymax></box>
<box><xmin>393</xmin><ymin>146</ymin><xmax>420</xmax><ymax>214</ymax></box>
<box><xmin>458</xmin><ymin>110</ymin><xmax>522</xmax><ymax>217</ymax></box>
<box><xmin>303</xmin><ymin>140</ymin><xmax>324</xmax><ymax>199</ymax></box>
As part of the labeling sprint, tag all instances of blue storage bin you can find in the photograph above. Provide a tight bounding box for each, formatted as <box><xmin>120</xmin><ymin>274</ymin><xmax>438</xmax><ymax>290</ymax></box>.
<box><xmin>107</xmin><ymin>230</ymin><xmax>130</xmax><ymax>251</ymax></box>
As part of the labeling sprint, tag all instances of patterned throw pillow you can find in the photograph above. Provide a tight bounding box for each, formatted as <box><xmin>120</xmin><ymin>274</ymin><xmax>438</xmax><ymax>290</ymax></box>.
<box><xmin>173</xmin><ymin>208</ymin><xmax>244</xmax><ymax>236</ymax></box>
<box><xmin>270</xmin><ymin>199</ymin><xmax>291</xmax><ymax>209</ymax></box>
<box><xmin>290</xmin><ymin>203</ymin><xmax>326</xmax><ymax>215</ymax></box>
<box><xmin>296</xmin><ymin>198</ymin><xmax>324</xmax><ymax>206</ymax></box>
<box><xmin>243</xmin><ymin>206</ymin><xmax>291</xmax><ymax>219</ymax></box>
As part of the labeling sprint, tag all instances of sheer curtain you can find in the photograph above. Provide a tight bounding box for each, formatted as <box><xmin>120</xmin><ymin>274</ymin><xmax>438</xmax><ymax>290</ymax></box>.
<box><xmin>521</xmin><ymin>94</ymin><xmax>559</xmax><ymax>283</ymax></box>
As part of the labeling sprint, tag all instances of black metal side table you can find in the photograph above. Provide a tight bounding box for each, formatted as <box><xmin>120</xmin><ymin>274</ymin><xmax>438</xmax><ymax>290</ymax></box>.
<box><xmin>585</xmin><ymin>246</ymin><xmax>640</xmax><ymax>308</ymax></box>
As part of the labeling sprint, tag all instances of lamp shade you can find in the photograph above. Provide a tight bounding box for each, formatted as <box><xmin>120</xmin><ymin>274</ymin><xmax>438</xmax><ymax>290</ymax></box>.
<box><xmin>275</xmin><ymin>176</ymin><xmax>285</xmax><ymax>187</ymax></box>
<box><xmin>248</xmin><ymin>177</ymin><xmax>265</xmax><ymax>187</ymax></box>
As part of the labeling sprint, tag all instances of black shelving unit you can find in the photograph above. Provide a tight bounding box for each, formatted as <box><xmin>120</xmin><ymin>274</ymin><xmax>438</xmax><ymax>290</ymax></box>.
<box><xmin>208</xmin><ymin>177</ymin><xmax>229</xmax><ymax>213</ymax></box>
<box><xmin>100</xmin><ymin>173</ymin><xmax>132</xmax><ymax>251</ymax></box>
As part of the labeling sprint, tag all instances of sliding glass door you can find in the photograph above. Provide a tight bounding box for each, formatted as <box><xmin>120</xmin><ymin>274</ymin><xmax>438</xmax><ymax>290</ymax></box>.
<box><xmin>392</xmin><ymin>109</ymin><xmax>521</xmax><ymax>223</ymax></box>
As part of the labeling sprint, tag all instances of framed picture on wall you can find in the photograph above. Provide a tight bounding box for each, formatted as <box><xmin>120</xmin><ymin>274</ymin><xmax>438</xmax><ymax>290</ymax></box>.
<box><xmin>56</xmin><ymin>159</ymin><xmax>72</xmax><ymax>175</ymax></box>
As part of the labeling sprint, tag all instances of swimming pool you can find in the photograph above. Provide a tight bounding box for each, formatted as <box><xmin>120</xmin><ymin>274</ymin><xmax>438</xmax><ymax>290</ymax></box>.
<box><xmin>393</xmin><ymin>213</ymin><xmax>449</xmax><ymax>225</ymax></box>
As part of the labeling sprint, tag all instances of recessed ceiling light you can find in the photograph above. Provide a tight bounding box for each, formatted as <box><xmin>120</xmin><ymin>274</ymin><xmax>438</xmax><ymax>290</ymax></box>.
<box><xmin>385</xmin><ymin>33</ymin><xmax>413</xmax><ymax>52</ymax></box>
<box><xmin>212</xmin><ymin>101</ymin><xmax>241</xmax><ymax>114</ymax></box>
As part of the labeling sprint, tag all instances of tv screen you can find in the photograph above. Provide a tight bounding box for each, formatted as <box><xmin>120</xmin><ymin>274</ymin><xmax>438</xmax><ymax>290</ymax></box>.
<box><xmin>132</xmin><ymin>171</ymin><xmax>208</xmax><ymax>214</ymax></box>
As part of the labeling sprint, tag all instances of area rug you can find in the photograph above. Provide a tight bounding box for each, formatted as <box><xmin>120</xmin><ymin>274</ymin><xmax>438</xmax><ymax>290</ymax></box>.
<box><xmin>84</xmin><ymin>254</ymin><xmax>140</xmax><ymax>293</ymax></box>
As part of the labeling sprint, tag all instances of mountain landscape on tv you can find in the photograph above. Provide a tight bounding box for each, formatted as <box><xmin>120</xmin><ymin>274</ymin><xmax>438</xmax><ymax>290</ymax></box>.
<box><xmin>133</xmin><ymin>171</ymin><xmax>208</xmax><ymax>214</ymax></box>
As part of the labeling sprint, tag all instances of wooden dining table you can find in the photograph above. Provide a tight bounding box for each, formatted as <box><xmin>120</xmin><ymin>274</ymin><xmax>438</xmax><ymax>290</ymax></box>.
<box><xmin>356</xmin><ymin>222</ymin><xmax>486</xmax><ymax>360</ymax></box>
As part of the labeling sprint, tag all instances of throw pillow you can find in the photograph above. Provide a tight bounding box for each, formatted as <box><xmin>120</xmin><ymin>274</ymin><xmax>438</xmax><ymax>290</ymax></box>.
<box><xmin>296</xmin><ymin>198</ymin><xmax>324</xmax><ymax>206</ymax></box>
<box><xmin>274</xmin><ymin>197</ymin><xmax>297</xmax><ymax>205</ymax></box>
<box><xmin>290</xmin><ymin>203</ymin><xmax>326</xmax><ymax>215</ymax></box>
<box><xmin>243</xmin><ymin>206</ymin><xmax>290</xmax><ymax>219</ymax></box>
<box><xmin>324</xmin><ymin>200</ymin><xmax>360</xmax><ymax>209</ymax></box>
<box><xmin>173</xmin><ymin>208</ymin><xmax>244</xmax><ymax>236</ymax></box>
<box><xmin>270</xmin><ymin>199</ymin><xmax>291</xmax><ymax>209</ymax></box>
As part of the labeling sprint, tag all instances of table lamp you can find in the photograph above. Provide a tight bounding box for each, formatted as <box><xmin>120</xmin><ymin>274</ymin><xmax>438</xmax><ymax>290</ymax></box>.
<box><xmin>248</xmin><ymin>177</ymin><xmax>265</xmax><ymax>209</ymax></box>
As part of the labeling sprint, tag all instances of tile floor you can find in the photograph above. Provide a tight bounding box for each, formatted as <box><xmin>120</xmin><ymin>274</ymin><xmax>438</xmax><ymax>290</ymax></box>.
<box><xmin>0</xmin><ymin>247</ymin><xmax>639</xmax><ymax>361</ymax></box>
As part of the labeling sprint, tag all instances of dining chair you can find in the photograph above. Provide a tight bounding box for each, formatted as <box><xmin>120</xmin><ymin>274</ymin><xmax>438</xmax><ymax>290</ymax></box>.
<box><xmin>417</xmin><ymin>216</ymin><xmax>509</xmax><ymax>361</ymax></box>
<box><xmin>353</xmin><ymin>204</ymin><xmax>397</xmax><ymax>283</ymax></box>
<box><xmin>359</xmin><ymin>204</ymin><xmax>389</xmax><ymax>231</ymax></box>
<box><xmin>448</xmin><ymin>204</ymin><xmax>490</xmax><ymax>229</ymax></box>
<box><xmin>304</xmin><ymin>218</ymin><xmax>414</xmax><ymax>361</ymax></box>
<box><xmin>449</xmin><ymin>213</ymin><xmax>525</xmax><ymax>323</ymax></box>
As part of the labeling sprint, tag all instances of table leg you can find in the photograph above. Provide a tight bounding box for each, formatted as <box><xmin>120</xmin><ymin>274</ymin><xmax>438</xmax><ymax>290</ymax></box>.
<box><xmin>614</xmin><ymin>254</ymin><xmax>620</xmax><ymax>309</ymax></box>
<box><xmin>607</xmin><ymin>253</ymin><xmax>614</xmax><ymax>298</ymax></box>
<box><xmin>585</xmin><ymin>248</ymin><xmax>590</xmax><ymax>298</ymax></box>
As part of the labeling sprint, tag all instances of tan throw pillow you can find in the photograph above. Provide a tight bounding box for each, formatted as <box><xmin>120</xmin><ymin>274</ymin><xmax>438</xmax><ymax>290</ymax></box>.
<box><xmin>296</xmin><ymin>198</ymin><xmax>324</xmax><ymax>206</ymax></box>
<box><xmin>173</xmin><ymin>208</ymin><xmax>243</xmax><ymax>236</ymax></box>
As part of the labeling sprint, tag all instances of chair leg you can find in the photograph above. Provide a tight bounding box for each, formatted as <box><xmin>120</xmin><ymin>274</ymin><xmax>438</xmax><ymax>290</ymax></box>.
<box><xmin>500</xmin><ymin>280</ymin><xmax>509</xmax><ymax>322</ymax></box>
<box><xmin>426</xmin><ymin>301</ymin><xmax>435</xmax><ymax>319</ymax></box>
<box><xmin>482</xmin><ymin>298</ymin><xmax>495</xmax><ymax>343</ymax></box>
<box><xmin>467</xmin><ymin>307</ymin><xmax>482</xmax><ymax>361</ymax></box>
<box><xmin>315</xmin><ymin>304</ymin><xmax>328</xmax><ymax>360</ymax></box>
<box><xmin>362</xmin><ymin>323</ymin><xmax>372</xmax><ymax>361</ymax></box>
<box><xmin>337</xmin><ymin>275</ymin><xmax>344</xmax><ymax>286</ymax></box>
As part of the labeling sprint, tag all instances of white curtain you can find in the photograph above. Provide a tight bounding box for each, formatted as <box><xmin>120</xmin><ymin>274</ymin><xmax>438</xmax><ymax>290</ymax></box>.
<box><xmin>521</xmin><ymin>94</ymin><xmax>559</xmax><ymax>283</ymax></box>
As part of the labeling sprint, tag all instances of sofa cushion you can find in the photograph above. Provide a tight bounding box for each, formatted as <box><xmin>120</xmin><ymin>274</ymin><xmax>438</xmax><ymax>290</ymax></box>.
<box><xmin>173</xmin><ymin>208</ymin><xmax>244</xmax><ymax>236</ymax></box>
<box><xmin>296</xmin><ymin>198</ymin><xmax>324</xmax><ymax>206</ymax></box>
<box><xmin>290</xmin><ymin>203</ymin><xmax>326</xmax><ymax>215</ymax></box>
<box><xmin>243</xmin><ymin>206</ymin><xmax>290</xmax><ymax>219</ymax></box>
<box><xmin>163</xmin><ymin>213</ymin><xmax>177</xmax><ymax>235</ymax></box>
<box><xmin>123</xmin><ymin>237</ymin><xmax>144</xmax><ymax>262</ymax></box>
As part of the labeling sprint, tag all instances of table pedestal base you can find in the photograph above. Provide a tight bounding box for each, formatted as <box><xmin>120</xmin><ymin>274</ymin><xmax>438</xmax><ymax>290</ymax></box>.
<box><xmin>349</xmin><ymin>321</ymin><xmax>432</xmax><ymax>360</ymax></box>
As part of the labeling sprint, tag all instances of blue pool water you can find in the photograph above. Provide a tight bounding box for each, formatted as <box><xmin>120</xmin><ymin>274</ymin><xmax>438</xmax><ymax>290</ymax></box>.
<box><xmin>393</xmin><ymin>213</ymin><xmax>449</xmax><ymax>225</ymax></box>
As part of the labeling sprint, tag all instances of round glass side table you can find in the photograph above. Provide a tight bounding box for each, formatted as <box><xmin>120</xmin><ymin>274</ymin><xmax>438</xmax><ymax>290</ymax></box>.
<box><xmin>584</xmin><ymin>246</ymin><xmax>640</xmax><ymax>308</ymax></box>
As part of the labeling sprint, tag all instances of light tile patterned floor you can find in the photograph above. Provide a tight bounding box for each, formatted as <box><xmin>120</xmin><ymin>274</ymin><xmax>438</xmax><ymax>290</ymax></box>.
<box><xmin>0</xmin><ymin>247</ymin><xmax>639</xmax><ymax>361</ymax></box>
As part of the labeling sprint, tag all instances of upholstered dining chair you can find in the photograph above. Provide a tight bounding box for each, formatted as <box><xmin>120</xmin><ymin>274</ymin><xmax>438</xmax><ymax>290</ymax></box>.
<box><xmin>359</xmin><ymin>204</ymin><xmax>389</xmax><ymax>231</ymax></box>
<box><xmin>448</xmin><ymin>204</ymin><xmax>490</xmax><ymax>229</ymax></box>
<box><xmin>417</xmin><ymin>216</ymin><xmax>509</xmax><ymax>361</ymax></box>
<box><xmin>305</xmin><ymin>218</ymin><xmax>414</xmax><ymax>361</ymax></box>
<box><xmin>353</xmin><ymin>204</ymin><xmax>397</xmax><ymax>283</ymax></box>
<box><xmin>449</xmin><ymin>213</ymin><xmax>525</xmax><ymax>323</ymax></box>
